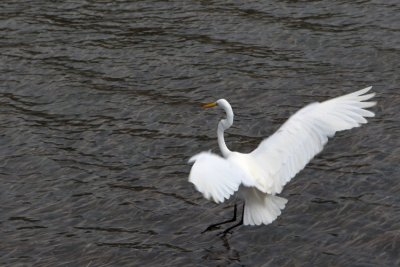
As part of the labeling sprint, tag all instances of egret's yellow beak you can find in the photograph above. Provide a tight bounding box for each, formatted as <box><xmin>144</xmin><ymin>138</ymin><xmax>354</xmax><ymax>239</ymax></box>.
<box><xmin>202</xmin><ymin>102</ymin><xmax>218</xmax><ymax>109</ymax></box>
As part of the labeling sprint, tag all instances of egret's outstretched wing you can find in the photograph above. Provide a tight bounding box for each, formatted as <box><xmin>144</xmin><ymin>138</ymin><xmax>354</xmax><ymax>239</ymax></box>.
<box><xmin>188</xmin><ymin>152</ymin><xmax>255</xmax><ymax>203</ymax></box>
<box><xmin>251</xmin><ymin>86</ymin><xmax>376</xmax><ymax>194</ymax></box>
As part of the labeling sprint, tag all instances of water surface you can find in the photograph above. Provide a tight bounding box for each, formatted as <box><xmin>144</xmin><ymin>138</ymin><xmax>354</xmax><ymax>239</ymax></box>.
<box><xmin>1</xmin><ymin>0</ymin><xmax>399</xmax><ymax>266</ymax></box>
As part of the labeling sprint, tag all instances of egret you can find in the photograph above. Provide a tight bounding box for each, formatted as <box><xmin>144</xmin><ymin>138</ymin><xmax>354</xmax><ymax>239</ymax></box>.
<box><xmin>188</xmin><ymin>87</ymin><xmax>376</xmax><ymax>233</ymax></box>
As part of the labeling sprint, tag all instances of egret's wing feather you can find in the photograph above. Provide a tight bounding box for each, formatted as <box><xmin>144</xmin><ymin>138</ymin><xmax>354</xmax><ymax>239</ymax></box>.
<box><xmin>251</xmin><ymin>86</ymin><xmax>376</xmax><ymax>194</ymax></box>
<box><xmin>188</xmin><ymin>151</ymin><xmax>254</xmax><ymax>203</ymax></box>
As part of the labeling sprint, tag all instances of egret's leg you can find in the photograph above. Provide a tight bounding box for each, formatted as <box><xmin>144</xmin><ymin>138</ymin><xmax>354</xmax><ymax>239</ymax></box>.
<box><xmin>220</xmin><ymin>204</ymin><xmax>244</xmax><ymax>235</ymax></box>
<box><xmin>202</xmin><ymin>203</ymin><xmax>237</xmax><ymax>233</ymax></box>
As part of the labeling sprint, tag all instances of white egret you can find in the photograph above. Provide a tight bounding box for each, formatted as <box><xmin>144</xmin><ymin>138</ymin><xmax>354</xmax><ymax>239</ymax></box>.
<box><xmin>188</xmin><ymin>87</ymin><xmax>376</xmax><ymax>233</ymax></box>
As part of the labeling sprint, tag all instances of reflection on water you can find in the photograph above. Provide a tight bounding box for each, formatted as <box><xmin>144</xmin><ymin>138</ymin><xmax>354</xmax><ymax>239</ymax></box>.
<box><xmin>1</xmin><ymin>0</ymin><xmax>399</xmax><ymax>266</ymax></box>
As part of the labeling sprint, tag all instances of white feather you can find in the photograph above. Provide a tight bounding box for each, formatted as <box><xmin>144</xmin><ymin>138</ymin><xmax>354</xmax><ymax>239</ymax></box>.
<box><xmin>188</xmin><ymin>152</ymin><xmax>255</xmax><ymax>203</ymax></box>
<box><xmin>241</xmin><ymin>187</ymin><xmax>288</xmax><ymax>226</ymax></box>
<box><xmin>250</xmin><ymin>86</ymin><xmax>376</xmax><ymax>194</ymax></box>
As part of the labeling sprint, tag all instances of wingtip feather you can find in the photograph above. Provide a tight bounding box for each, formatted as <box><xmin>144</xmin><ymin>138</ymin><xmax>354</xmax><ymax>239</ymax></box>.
<box><xmin>356</xmin><ymin>86</ymin><xmax>373</xmax><ymax>95</ymax></box>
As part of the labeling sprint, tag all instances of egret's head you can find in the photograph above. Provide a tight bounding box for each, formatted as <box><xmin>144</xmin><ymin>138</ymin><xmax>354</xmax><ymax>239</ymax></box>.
<box><xmin>202</xmin><ymin>99</ymin><xmax>233</xmax><ymax>127</ymax></box>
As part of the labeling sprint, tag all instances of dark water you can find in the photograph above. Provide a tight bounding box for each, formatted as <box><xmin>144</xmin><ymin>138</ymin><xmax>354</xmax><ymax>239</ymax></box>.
<box><xmin>1</xmin><ymin>0</ymin><xmax>399</xmax><ymax>266</ymax></box>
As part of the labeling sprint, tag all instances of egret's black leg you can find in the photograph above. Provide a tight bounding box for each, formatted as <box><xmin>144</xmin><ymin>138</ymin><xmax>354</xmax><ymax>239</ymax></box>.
<box><xmin>202</xmin><ymin>203</ymin><xmax>238</xmax><ymax>233</ymax></box>
<box><xmin>220</xmin><ymin>204</ymin><xmax>245</xmax><ymax>235</ymax></box>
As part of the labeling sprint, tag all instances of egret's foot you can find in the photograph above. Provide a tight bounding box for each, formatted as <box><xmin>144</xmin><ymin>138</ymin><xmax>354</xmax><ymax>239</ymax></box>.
<box><xmin>218</xmin><ymin>220</ymin><xmax>243</xmax><ymax>236</ymax></box>
<box><xmin>201</xmin><ymin>204</ymin><xmax>238</xmax><ymax>234</ymax></box>
<box><xmin>201</xmin><ymin>224</ymin><xmax>220</xmax><ymax>233</ymax></box>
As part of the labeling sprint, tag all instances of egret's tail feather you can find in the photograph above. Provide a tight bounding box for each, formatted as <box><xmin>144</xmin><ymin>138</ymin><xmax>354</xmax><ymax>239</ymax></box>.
<box><xmin>242</xmin><ymin>188</ymin><xmax>287</xmax><ymax>226</ymax></box>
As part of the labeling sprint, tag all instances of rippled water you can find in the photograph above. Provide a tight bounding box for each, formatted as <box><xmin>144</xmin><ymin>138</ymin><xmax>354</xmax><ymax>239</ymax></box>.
<box><xmin>1</xmin><ymin>1</ymin><xmax>399</xmax><ymax>266</ymax></box>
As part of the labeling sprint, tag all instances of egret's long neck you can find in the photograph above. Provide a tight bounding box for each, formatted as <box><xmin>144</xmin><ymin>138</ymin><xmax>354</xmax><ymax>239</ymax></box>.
<box><xmin>217</xmin><ymin>104</ymin><xmax>234</xmax><ymax>157</ymax></box>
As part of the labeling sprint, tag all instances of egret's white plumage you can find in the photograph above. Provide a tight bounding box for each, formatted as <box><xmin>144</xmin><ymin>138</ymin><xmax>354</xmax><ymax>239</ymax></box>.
<box><xmin>189</xmin><ymin>87</ymin><xmax>376</xmax><ymax>226</ymax></box>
